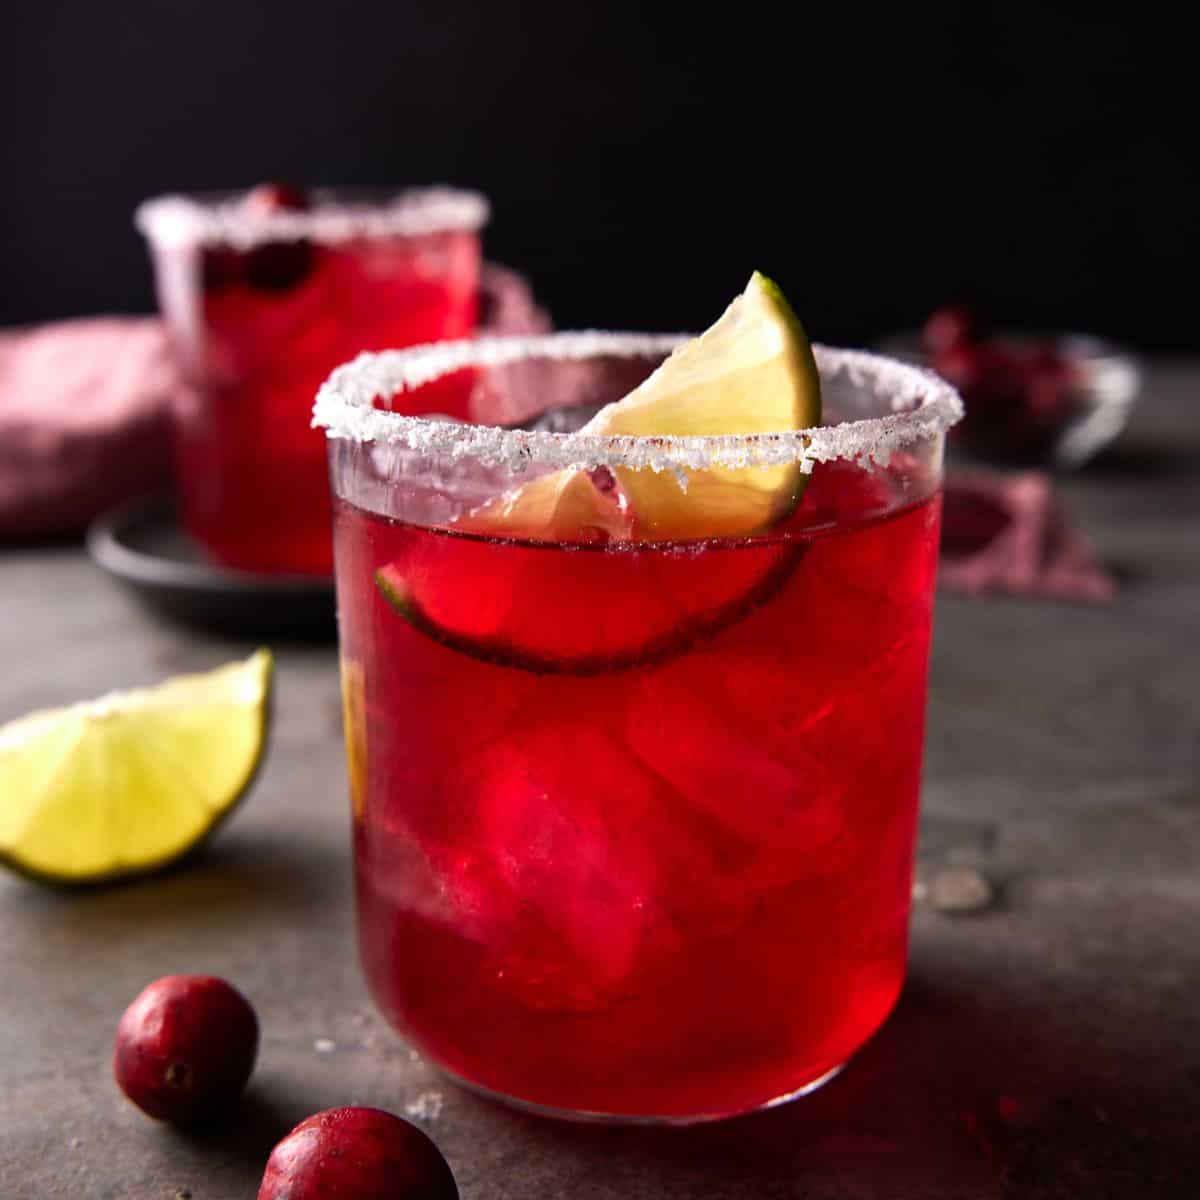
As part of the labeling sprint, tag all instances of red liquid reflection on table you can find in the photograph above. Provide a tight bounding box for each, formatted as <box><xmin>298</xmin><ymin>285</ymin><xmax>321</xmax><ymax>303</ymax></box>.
<box><xmin>335</xmin><ymin>456</ymin><xmax>941</xmax><ymax>1119</ymax></box>
<box><xmin>140</xmin><ymin>185</ymin><xmax>486</xmax><ymax>575</ymax></box>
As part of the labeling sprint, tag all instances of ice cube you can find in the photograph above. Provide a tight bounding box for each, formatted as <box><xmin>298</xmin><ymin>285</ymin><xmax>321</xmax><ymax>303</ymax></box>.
<box><xmin>619</xmin><ymin>677</ymin><xmax>846</xmax><ymax>873</ymax></box>
<box><xmin>430</xmin><ymin>716</ymin><xmax>677</xmax><ymax>1012</ymax></box>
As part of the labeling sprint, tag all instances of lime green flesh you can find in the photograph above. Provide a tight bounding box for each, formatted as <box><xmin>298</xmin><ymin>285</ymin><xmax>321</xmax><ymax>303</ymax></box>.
<box><xmin>0</xmin><ymin>649</ymin><xmax>272</xmax><ymax>885</ymax></box>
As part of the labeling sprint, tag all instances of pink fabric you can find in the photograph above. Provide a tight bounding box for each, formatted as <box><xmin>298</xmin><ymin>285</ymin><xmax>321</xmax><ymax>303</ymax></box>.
<box><xmin>0</xmin><ymin>317</ymin><xmax>174</xmax><ymax>540</ymax></box>
<box><xmin>939</xmin><ymin>468</ymin><xmax>1116</xmax><ymax>602</ymax></box>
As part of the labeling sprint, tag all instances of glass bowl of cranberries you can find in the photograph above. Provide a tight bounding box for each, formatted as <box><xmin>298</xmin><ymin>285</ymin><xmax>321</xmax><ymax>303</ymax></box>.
<box><xmin>880</xmin><ymin>306</ymin><xmax>1142</xmax><ymax>469</ymax></box>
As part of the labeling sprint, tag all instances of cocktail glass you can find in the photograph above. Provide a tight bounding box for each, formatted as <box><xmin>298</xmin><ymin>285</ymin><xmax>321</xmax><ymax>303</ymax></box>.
<box><xmin>137</xmin><ymin>186</ymin><xmax>488</xmax><ymax>575</ymax></box>
<box><xmin>315</xmin><ymin>333</ymin><xmax>962</xmax><ymax>1122</ymax></box>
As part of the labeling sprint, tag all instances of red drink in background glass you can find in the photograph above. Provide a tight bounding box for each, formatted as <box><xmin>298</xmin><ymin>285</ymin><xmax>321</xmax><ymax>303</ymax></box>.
<box><xmin>318</xmin><ymin>335</ymin><xmax>962</xmax><ymax>1122</ymax></box>
<box><xmin>138</xmin><ymin>187</ymin><xmax>488</xmax><ymax>575</ymax></box>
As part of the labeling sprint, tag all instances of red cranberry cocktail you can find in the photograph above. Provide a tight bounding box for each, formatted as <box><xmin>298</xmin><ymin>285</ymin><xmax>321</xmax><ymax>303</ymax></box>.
<box><xmin>138</xmin><ymin>186</ymin><xmax>487</xmax><ymax>575</ymax></box>
<box><xmin>316</xmin><ymin>316</ymin><xmax>961</xmax><ymax>1122</ymax></box>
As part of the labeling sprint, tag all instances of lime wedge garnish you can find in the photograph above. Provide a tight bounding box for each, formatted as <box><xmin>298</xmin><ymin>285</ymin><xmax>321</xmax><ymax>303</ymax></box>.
<box><xmin>372</xmin><ymin>273</ymin><xmax>820</xmax><ymax>673</ymax></box>
<box><xmin>455</xmin><ymin>271</ymin><xmax>820</xmax><ymax>543</ymax></box>
<box><xmin>583</xmin><ymin>270</ymin><xmax>821</xmax><ymax>538</ymax></box>
<box><xmin>0</xmin><ymin>650</ymin><xmax>272</xmax><ymax>885</ymax></box>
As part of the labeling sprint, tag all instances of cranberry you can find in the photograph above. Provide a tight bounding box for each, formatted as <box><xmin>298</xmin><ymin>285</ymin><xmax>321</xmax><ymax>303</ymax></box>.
<box><xmin>258</xmin><ymin>1107</ymin><xmax>458</xmax><ymax>1200</ymax></box>
<box><xmin>243</xmin><ymin>180</ymin><xmax>313</xmax><ymax>292</ymax></box>
<box><xmin>200</xmin><ymin>245</ymin><xmax>242</xmax><ymax>292</ymax></box>
<box><xmin>243</xmin><ymin>181</ymin><xmax>310</xmax><ymax>215</ymax></box>
<box><xmin>926</xmin><ymin>305</ymin><xmax>1085</xmax><ymax>461</ymax></box>
<box><xmin>113</xmin><ymin>975</ymin><xmax>258</xmax><ymax>1124</ymax></box>
<box><xmin>1015</xmin><ymin>343</ymin><xmax>1076</xmax><ymax>423</ymax></box>
<box><xmin>921</xmin><ymin>304</ymin><xmax>980</xmax><ymax>355</ymax></box>
<box><xmin>936</xmin><ymin>341</ymin><xmax>1028</xmax><ymax>449</ymax></box>
<box><xmin>932</xmin><ymin>341</ymin><xmax>1009</xmax><ymax>399</ymax></box>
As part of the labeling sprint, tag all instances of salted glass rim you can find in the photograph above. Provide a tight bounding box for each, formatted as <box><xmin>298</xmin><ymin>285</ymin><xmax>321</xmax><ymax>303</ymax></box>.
<box><xmin>135</xmin><ymin>186</ymin><xmax>490</xmax><ymax>249</ymax></box>
<box><xmin>312</xmin><ymin>333</ymin><xmax>964</xmax><ymax>475</ymax></box>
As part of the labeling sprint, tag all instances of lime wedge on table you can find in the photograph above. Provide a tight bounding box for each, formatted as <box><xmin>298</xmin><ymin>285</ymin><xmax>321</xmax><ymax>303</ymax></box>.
<box><xmin>0</xmin><ymin>650</ymin><xmax>272</xmax><ymax>885</ymax></box>
<box><xmin>457</xmin><ymin>270</ymin><xmax>822</xmax><ymax>541</ymax></box>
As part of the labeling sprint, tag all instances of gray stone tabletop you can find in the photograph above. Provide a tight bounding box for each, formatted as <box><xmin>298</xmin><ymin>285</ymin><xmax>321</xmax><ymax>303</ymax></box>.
<box><xmin>2</xmin><ymin>362</ymin><xmax>1198</xmax><ymax>1198</ymax></box>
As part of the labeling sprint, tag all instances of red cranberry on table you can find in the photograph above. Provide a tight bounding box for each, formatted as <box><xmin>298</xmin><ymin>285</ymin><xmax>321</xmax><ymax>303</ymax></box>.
<box><xmin>258</xmin><ymin>1107</ymin><xmax>459</xmax><ymax>1200</ymax></box>
<box><xmin>113</xmin><ymin>975</ymin><xmax>258</xmax><ymax>1124</ymax></box>
<box><xmin>242</xmin><ymin>180</ymin><xmax>314</xmax><ymax>292</ymax></box>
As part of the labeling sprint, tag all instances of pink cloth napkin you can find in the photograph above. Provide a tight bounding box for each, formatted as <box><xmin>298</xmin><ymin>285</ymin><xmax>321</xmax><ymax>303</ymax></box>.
<box><xmin>0</xmin><ymin>317</ymin><xmax>174</xmax><ymax>540</ymax></box>
<box><xmin>939</xmin><ymin>467</ymin><xmax>1116</xmax><ymax>602</ymax></box>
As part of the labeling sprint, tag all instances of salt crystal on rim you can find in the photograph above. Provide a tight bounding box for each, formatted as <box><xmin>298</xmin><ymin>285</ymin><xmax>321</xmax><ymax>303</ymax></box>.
<box><xmin>311</xmin><ymin>333</ymin><xmax>963</xmax><ymax>475</ymax></box>
<box><xmin>136</xmin><ymin>187</ymin><xmax>489</xmax><ymax>249</ymax></box>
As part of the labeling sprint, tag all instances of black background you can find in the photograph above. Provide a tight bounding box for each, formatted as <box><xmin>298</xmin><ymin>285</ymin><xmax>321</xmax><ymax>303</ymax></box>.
<box><xmin>2</xmin><ymin>3</ymin><xmax>1189</xmax><ymax>348</ymax></box>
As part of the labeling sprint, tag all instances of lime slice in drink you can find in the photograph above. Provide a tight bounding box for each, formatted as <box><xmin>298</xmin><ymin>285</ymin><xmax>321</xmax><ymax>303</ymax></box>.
<box><xmin>456</xmin><ymin>468</ymin><xmax>634</xmax><ymax>544</ymax></box>
<box><xmin>583</xmin><ymin>270</ymin><xmax>821</xmax><ymax>539</ymax></box>
<box><xmin>339</xmin><ymin>656</ymin><xmax>368</xmax><ymax>818</ymax></box>
<box><xmin>375</xmin><ymin>542</ymin><xmax>803</xmax><ymax>675</ymax></box>
<box><xmin>0</xmin><ymin>650</ymin><xmax>272</xmax><ymax>885</ymax></box>
<box><xmin>375</xmin><ymin>272</ymin><xmax>820</xmax><ymax>671</ymax></box>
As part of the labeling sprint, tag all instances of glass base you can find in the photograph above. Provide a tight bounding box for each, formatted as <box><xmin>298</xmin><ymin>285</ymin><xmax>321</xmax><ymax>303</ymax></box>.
<box><xmin>437</xmin><ymin>1059</ymin><xmax>847</xmax><ymax>1126</ymax></box>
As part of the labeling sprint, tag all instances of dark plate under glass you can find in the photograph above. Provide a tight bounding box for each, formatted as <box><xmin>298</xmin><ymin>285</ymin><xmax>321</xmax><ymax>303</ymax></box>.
<box><xmin>87</xmin><ymin>496</ymin><xmax>336</xmax><ymax>640</ymax></box>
